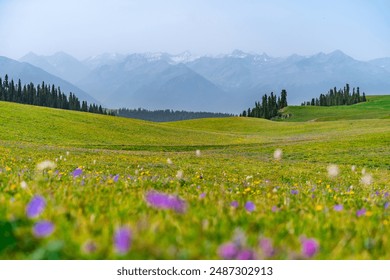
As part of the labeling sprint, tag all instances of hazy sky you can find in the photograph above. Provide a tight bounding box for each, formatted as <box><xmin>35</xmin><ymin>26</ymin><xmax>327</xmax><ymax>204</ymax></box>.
<box><xmin>1</xmin><ymin>0</ymin><xmax>389</xmax><ymax>60</ymax></box>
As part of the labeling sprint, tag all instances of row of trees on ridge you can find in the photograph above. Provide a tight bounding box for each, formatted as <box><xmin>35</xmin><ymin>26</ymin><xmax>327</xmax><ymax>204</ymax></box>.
<box><xmin>0</xmin><ymin>74</ymin><xmax>114</xmax><ymax>115</ymax></box>
<box><xmin>240</xmin><ymin>89</ymin><xmax>288</xmax><ymax>119</ymax></box>
<box><xmin>301</xmin><ymin>84</ymin><xmax>366</xmax><ymax>106</ymax></box>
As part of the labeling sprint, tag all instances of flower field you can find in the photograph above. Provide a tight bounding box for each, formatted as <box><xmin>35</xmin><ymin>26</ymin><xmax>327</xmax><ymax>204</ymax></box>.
<box><xmin>0</xmin><ymin>100</ymin><xmax>389</xmax><ymax>259</ymax></box>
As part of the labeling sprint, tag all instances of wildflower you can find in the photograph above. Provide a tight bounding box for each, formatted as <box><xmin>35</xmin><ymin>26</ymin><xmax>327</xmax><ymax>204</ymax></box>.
<box><xmin>145</xmin><ymin>191</ymin><xmax>187</xmax><ymax>213</ymax></box>
<box><xmin>33</xmin><ymin>221</ymin><xmax>54</xmax><ymax>238</ymax></box>
<box><xmin>218</xmin><ymin>242</ymin><xmax>238</xmax><ymax>259</ymax></box>
<box><xmin>26</xmin><ymin>195</ymin><xmax>46</xmax><ymax>218</ymax></box>
<box><xmin>230</xmin><ymin>201</ymin><xmax>239</xmax><ymax>208</ymax></box>
<box><xmin>361</xmin><ymin>174</ymin><xmax>373</xmax><ymax>185</ymax></box>
<box><xmin>176</xmin><ymin>170</ymin><xmax>183</xmax><ymax>180</ymax></box>
<box><xmin>351</xmin><ymin>165</ymin><xmax>356</xmax><ymax>172</ymax></box>
<box><xmin>236</xmin><ymin>249</ymin><xmax>256</xmax><ymax>260</ymax></box>
<box><xmin>114</xmin><ymin>227</ymin><xmax>132</xmax><ymax>254</ymax></box>
<box><xmin>20</xmin><ymin>181</ymin><xmax>28</xmax><ymax>189</ymax></box>
<box><xmin>167</xmin><ymin>158</ymin><xmax>173</xmax><ymax>165</ymax></box>
<box><xmin>113</xmin><ymin>174</ymin><xmax>119</xmax><ymax>182</ymax></box>
<box><xmin>245</xmin><ymin>201</ymin><xmax>255</xmax><ymax>212</ymax></box>
<box><xmin>291</xmin><ymin>190</ymin><xmax>299</xmax><ymax>195</ymax></box>
<box><xmin>301</xmin><ymin>238</ymin><xmax>319</xmax><ymax>258</ymax></box>
<box><xmin>72</xmin><ymin>168</ymin><xmax>83</xmax><ymax>178</ymax></box>
<box><xmin>333</xmin><ymin>204</ymin><xmax>343</xmax><ymax>211</ymax></box>
<box><xmin>273</xmin><ymin>149</ymin><xmax>283</xmax><ymax>160</ymax></box>
<box><xmin>36</xmin><ymin>160</ymin><xmax>56</xmax><ymax>171</ymax></box>
<box><xmin>199</xmin><ymin>193</ymin><xmax>206</xmax><ymax>199</ymax></box>
<box><xmin>195</xmin><ymin>149</ymin><xmax>201</xmax><ymax>157</ymax></box>
<box><xmin>82</xmin><ymin>240</ymin><xmax>97</xmax><ymax>254</ymax></box>
<box><xmin>356</xmin><ymin>208</ymin><xmax>366</xmax><ymax>217</ymax></box>
<box><xmin>259</xmin><ymin>238</ymin><xmax>274</xmax><ymax>257</ymax></box>
<box><xmin>327</xmin><ymin>164</ymin><xmax>339</xmax><ymax>178</ymax></box>
<box><xmin>271</xmin><ymin>205</ymin><xmax>279</xmax><ymax>212</ymax></box>
<box><xmin>385</xmin><ymin>202</ymin><xmax>389</xmax><ymax>209</ymax></box>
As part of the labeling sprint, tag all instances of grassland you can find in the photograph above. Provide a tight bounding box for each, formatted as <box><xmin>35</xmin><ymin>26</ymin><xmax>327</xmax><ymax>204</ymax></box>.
<box><xmin>282</xmin><ymin>95</ymin><xmax>390</xmax><ymax>121</ymax></box>
<box><xmin>0</xmin><ymin>97</ymin><xmax>389</xmax><ymax>260</ymax></box>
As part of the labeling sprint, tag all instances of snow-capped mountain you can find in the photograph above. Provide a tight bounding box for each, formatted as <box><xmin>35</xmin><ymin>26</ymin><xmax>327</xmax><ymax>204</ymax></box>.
<box><xmin>14</xmin><ymin>50</ymin><xmax>390</xmax><ymax>112</ymax></box>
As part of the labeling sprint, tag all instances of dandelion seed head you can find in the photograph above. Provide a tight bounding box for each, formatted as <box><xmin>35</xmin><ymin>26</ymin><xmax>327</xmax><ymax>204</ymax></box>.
<box><xmin>36</xmin><ymin>160</ymin><xmax>56</xmax><ymax>171</ymax></box>
<box><xmin>361</xmin><ymin>174</ymin><xmax>373</xmax><ymax>185</ymax></box>
<box><xmin>195</xmin><ymin>149</ymin><xmax>201</xmax><ymax>157</ymax></box>
<box><xmin>273</xmin><ymin>149</ymin><xmax>283</xmax><ymax>160</ymax></box>
<box><xmin>167</xmin><ymin>158</ymin><xmax>173</xmax><ymax>165</ymax></box>
<box><xmin>351</xmin><ymin>165</ymin><xmax>356</xmax><ymax>172</ymax></box>
<box><xmin>20</xmin><ymin>181</ymin><xmax>28</xmax><ymax>189</ymax></box>
<box><xmin>327</xmin><ymin>164</ymin><xmax>339</xmax><ymax>178</ymax></box>
<box><xmin>176</xmin><ymin>170</ymin><xmax>183</xmax><ymax>180</ymax></box>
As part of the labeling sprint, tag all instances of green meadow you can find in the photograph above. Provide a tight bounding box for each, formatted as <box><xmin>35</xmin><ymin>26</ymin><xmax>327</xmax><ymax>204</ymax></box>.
<box><xmin>0</xmin><ymin>96</ymin><xmax>389</xmax><ymax>259</ymax></box>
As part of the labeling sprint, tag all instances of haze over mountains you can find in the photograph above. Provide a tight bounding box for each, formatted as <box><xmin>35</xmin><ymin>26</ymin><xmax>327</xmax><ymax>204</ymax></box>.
<box><xmin>2</xmin><ymin>50</ymin><xmax>390</xmax><ymax>113</ymax></box>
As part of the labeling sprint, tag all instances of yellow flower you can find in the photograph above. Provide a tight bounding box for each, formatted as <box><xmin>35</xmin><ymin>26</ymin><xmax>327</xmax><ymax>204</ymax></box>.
<box><xmin>315</xmin><ymin>205</ymin><xmax>323</xmax><ymax>211</ymax></box>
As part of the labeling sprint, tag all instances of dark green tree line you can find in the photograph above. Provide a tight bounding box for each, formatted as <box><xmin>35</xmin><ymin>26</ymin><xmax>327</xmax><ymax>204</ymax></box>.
<box><xmin>117</xmin><ymin>108</ymin><xmax>234</xmax><ymax>122</ymax></box>
<box><xmin>0</xmin><ymin>74</ymin><xmax>114</xmax><ymax>116</ymax></box>
<box><xmin>301</xmin><ymin>83</ymin><xmax>366</xmax><ymax>106</ymax></box>
<box><xmin>241</xmin><ymin>89</ymin><xmax>288</xmax><ymax>120</ymax></box>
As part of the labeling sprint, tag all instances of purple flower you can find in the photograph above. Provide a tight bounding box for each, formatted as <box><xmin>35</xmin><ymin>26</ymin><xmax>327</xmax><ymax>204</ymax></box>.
<box><xmin>271</xmin><ymin>206</ymin><xmax>279</xmax><ymax>212</ymax></box>
<box><xmin>33</xmin><ymin>221</ymin><xmax>54</xmax><ymax>238</ymax></box>
<box><xmin>218</xmin><ymin>242</ymin><xmax>238</xmax><ymax>259</ymax></box>
<box><xmin>236</xmin><ymin>249</ymin><xmax>256</xmax><ymax>260</ymax></box>
<box><xmin>82</xmin><ymin>240</ymin><xmax>97</xmax><ymax>254</ymax></box>
<box><xmin>333</xmin><ymin>204</ymin><xmax>343</xmax><ymax>211</ymax></box>
<box><xmin>301</xmin><ymin>238</ymin><xmax>319</xmax><ymax>258</ymax></box>
<box><xmin>26</xmin><ymin>195</ymin><xmax>46</xmax><ymax>218</ymax></box>
<box><xmin>72</xmin><ymin>168</ymin><xmax>83</xmax><ymax>178</ymax></box>
<box><xmin>113</xmin><ymin>174</ymin><xmax>119</xmax><ymax>182</ymax></box>
<box><xmin>199</xmin><ymin>193</ymin><xmax>206</xmax><ymax>199</ymax></box>
<box><xmin>114</xmin><ymin>227</ymin><xmax>132</xmax><ymax>254</ymax></box>
<box><xmin>245</xmin><ymin>201</ymin><xmax>255</xmax><ymax>212</ymax></box>
<box><xmin>291</xmin><ymin>190</ymin><xmax>299</xmax><ymax>195</ymax></box>
<box><xmin>145</xmin><ymin>191</ymin><xmax>187</xmax><ymax>213</ymax></box>
<box><xmin>356</xmin><ymin>208</ymin><xmax>366</xmax><ymax>217</ymax></box>
<box><xmin>230</xmin><ymin>201</ymin><xmax>239</xmax><ymax>208</ymax></box>
<box><xmin>259</xmin><ymin>238</ymin><xmax>274</xmax><ymax>257</ymax></box>
<box><xmin>385</xmin><ymin>202</ymin><xmax>389</xmax><ymax>209</ymax></box>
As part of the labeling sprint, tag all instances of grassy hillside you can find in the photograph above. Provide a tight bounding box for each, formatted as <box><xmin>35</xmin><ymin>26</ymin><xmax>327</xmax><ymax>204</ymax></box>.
<box><xmin>0</xmin><ymin>100</ymin><xmax>389</xmax><ymax>260</ymax></box>
<box><xmin>282</xmin><ymin>95</ymin><xmax>390</xmax><ymax>122</ymax></box>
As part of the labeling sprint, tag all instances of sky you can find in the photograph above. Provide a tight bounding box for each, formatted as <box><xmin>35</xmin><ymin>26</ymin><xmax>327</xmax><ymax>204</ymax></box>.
<box><xmin>0</xmin><ymin>0</ymin><xmax>389</xmax><ymax>60</ymax></box>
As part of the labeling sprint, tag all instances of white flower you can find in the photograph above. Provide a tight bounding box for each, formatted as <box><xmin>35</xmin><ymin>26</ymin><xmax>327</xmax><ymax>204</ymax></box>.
<box><xmin>176</xmin><ymin>170</ymin><xmax>183</xmax><ymax>180</ymax></box>
<box><xmin>36</xmin><ymin>160</ymin><xmax>56</xmax><ymax>171</ymax></box>
<box><xmin>167</xmin><ymin>158</ymin><xmax>173</xmax><ymax>165</ymax></box>
<box><xmin>273</xmin><ymin>149</ymin><xmax>283</xmax><ymax>160</ymax></box>
<box><xmin>66</xmin><ymin>151</ymin><xmax>70</xmax><ymax>156</ymax></box>
<box><xmin>327</xmin><ymin>164</ymin><xmax>339</xmax><ymax>178</ymax></box>
<box><xmin>362</xmin><ymin>168</ymin><xmax>366</xmax><ymax>175</ymax></box>
<box><xmin>195</xmin><ymin>150</ymin><xmax>201</xmax><ymax>157</ymax></box>
<box><xmin>361</xmin><ymin>174</ymin><xmax>373</xmax><ymax>185</ymax></box>
<box><xmin>351</xmin><ymin>165</ymin><xmax>356</xmax><ymax>172</ymax></box>
<box><xmin>20</xmin><ymin>181</ymin><xmax>28</xmax><ymax>189</ymax></box>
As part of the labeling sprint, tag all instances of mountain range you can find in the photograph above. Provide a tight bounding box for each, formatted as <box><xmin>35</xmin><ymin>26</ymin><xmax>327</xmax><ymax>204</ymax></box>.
<box><xmin>1</xmin><ymin>50</ymin><xmax>390</xmax><ymax>113</ymax></box>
